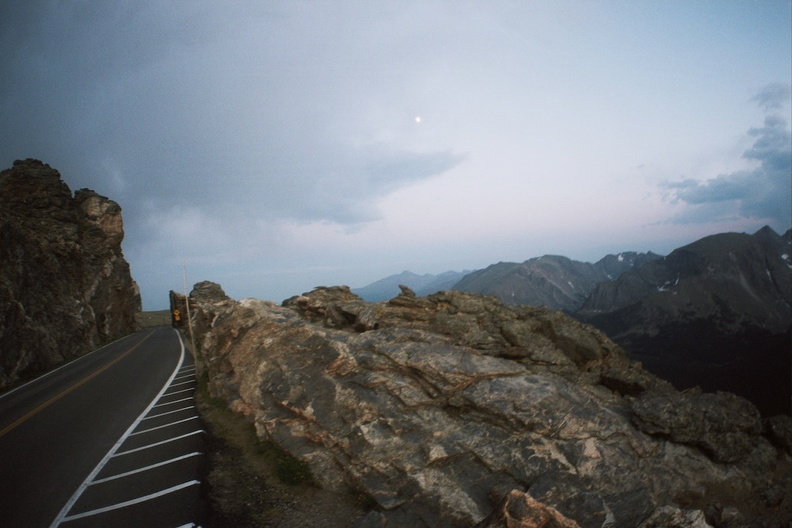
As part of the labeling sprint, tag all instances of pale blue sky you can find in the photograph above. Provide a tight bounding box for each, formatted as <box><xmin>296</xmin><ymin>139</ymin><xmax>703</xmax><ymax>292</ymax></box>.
<box><xmin>1</xmin><ymin>1</ymin><xmax>790</xmax><ymax>309</ymax></box>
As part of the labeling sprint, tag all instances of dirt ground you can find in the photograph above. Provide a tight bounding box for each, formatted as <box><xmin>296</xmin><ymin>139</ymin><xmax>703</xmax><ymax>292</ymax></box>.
<box><xmin>195</xmin><ymin>372</ymin><xmax>371</xmax><ymax>527</ymax></box>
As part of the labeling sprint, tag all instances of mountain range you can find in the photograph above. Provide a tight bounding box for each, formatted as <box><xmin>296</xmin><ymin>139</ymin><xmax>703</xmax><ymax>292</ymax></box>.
<box><xmin>451</xmin><ymin>252</ymin><xmax>661</xmax><ymax>312</ymax></box>
<box><xmin>577</xmin><ymin>226</ymin><xmax>791</xmax><ymax>416</ymax></box>
<box><xmin>353</xmin><ymin>226</ymin><xmax>792</xmax><ymax>416</ymax></box>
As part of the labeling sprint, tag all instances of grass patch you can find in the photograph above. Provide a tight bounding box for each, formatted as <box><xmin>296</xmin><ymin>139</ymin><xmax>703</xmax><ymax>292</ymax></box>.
<box><xmin>195</xmin><ymin>370</ymin><xmax>297</xmax><ymax>526</ymax></box>
<box><xmin>195</xmin><ymin>370</ymin><xmax>313</xmax><ymax>487</ymax></box>
<box><xmin>139</xmin><ymin>310</ymin><xmax>172</xmax><ymax>327</ymax></box>
<box><xmin>255</xmin><ymin>438</ymin><xmax>314</xmax><ymax>486</ymax></box>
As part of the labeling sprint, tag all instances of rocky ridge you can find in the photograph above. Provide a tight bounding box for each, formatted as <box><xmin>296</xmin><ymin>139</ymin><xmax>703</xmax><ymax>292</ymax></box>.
<box><xmin>183</xmin><ymin>282</ymin><xmax>792</xmax><ymax>527</ymax></box>
<box><xmin>0</xmin><ymin>159</ymin><xmax>141</xmax><ymax>389</ymax></box>
<box><xmin>451</xmin><ymin>252</ymin><xmax>660</xmax><ymax>313</ymax></box>
<box><xmin>578</xmin><ymin>228</ymin><xmax>791</xmax><ymax>334</ymax></box>
<box><xmin>577</xmin><ymin>228</ymin><xmax>792</xmax><ymax>416</ymax></box>
<box><xmin>353</xmin><ymin>270</ymin><xmax>469</xmax><ymax>303</ymax></box>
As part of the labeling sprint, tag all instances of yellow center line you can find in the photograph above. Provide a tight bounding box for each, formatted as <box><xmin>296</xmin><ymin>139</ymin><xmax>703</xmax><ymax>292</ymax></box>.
<box><xmin>0</xmin><ymin>331</ymin><xmax>154</xmax><ymax>438</ymax></box>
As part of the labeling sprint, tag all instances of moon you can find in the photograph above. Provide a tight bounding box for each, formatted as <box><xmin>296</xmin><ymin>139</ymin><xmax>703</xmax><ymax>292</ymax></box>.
<box><xmin>414</xmin><ymin>116</ymin><xmax>422</xmax><ymax>123</ymax></box>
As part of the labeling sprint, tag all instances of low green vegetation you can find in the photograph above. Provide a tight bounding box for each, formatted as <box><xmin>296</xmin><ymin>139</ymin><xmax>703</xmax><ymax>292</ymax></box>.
<box><xmin>196</xmin><ymin>369</ymin><xmax>313</xmax><ymax>487</ymax></box>
<box><xmin>193</xmin><ymin>361</ymin><xmax>368</xmax><ymax>527</ymax></box>
<box><xmin>139</xmin><ymin>310</ymin><xmax>172</xmax><ymax>328</ymax></box>
<box><xmin>255</xmin><ymin>438</ymin><xmax>314</xmax><ymax>486</ymax></box>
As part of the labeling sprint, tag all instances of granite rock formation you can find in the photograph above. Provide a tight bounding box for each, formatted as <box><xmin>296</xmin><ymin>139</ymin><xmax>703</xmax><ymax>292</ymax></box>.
<box><xmin>184</xmin><ymin>282</ymin><xmax>791</xmax><ymax>527</ymax></box>
<box><xmin>0</xmin><ymin>159</ymin><xmax>141</xmax><ymax>389</ymax></box>
<box><xmin>353</xmin><ymin>270</ymin><xmax>469</xmax><ymax>303</ymax></box>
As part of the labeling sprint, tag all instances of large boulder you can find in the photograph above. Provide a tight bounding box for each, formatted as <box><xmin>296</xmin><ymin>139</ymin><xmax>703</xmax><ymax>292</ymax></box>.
<box><xmin>631</xmin><ymin>390</ymin><xmax>763</xmax><ymax>463</ymax></box>
<box><xmin>0</xmin><ymin>159</ymin><xmax>141</xmax><ymax>388</ymax></box>
<box><xmin>190</xmin><ymin>284</ymin><xmax>792</xmax><ymax>527</ymax></box>
<box><xmin>472</xmin><ymin>490</ymin><xmax>581</xmax><ymax>528</ymax></box>
<box><xmin>189</xmin><ymin>280</ymin><xmax>231</xmax><ymax>304</ymax></box>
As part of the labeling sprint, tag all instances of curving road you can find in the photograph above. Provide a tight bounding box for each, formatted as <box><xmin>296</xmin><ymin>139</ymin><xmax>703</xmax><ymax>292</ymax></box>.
<box><xmin>0</xmin><ymin>326</ymin><xmax>205</xmax><ymax>527</ymax></box>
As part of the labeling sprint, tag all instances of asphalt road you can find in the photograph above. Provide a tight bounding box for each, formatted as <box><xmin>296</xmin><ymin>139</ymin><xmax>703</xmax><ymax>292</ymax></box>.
<box><xmin>0</xmin><ymin>326</ymin><xmax>205</xmax><ymax>527</ymax></box>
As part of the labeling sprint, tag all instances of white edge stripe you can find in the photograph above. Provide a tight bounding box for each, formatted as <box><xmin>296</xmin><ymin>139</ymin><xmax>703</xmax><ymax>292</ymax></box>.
<box><xmin>113</xmin><ymin>429</ymin><xmax>204</xmax><ymax>457</ymax></box>
<box><xmin>49</xmin><ymin>329</ymin><xmax>187</xmax><ymax>528</ymax></box>
<box><xmin>90</xmin><ymin>452</ymin><xmax>202</xmax><ymax>485</ymax></box>
<box><xmin>62</xmin><ymin>480</ymin><xmax>200</xmax><ymax>521</ymax></box>
<box><xmin>131</xmin><ymin>415</ymin><xmax>199</xmax><ymax>436</ymax></box>
<box><xmin>152</xmin><ymin>396</ymin><xmax>194</xmax><ymax>409</ymax></box>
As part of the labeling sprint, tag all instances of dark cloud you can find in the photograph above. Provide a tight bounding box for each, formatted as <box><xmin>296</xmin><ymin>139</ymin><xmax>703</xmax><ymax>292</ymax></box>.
<box><xmin>0</xmin><ymin>2</ymin><xmax>464</xmax><ymax>228</ymax></box>
<box><xmin>288</xmin><ymin>146</ymin><xmax>467</xmax><ymax>225</ymax></box>
<box><xmin>665</xmin><ymin>175</ymin><xmax>754</xmax><ymax>204</ymax></box>
<box><xmin>663</xmin><ymin>113</ymin><xmax>791</xmax><ymax>227</ymax></box>
<box><xmin>751</xmin><ymin>82</ymin><xmax>792</xmax><ymax>111</ymax></box>
<box><xmin>0</xmin><ymin>1</ymin><xmax>472</xmax><ymax>310</ymax></box>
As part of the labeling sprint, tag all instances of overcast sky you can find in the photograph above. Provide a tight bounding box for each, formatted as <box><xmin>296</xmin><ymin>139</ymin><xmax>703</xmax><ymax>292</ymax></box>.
<box><xmin>1</xmin><ymin>1</ymin><xmax>790</xmax><ymax>310</ymax></box>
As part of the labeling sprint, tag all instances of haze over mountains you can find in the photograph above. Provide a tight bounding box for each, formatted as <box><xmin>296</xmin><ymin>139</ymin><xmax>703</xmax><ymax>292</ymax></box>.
<box><xmin>452</xmin><ymin>252</ymin><xmax>662</xmax><ymax>313</ymax></box>
<box><xmin>354</xmin><ymin>227</ymin><xmax>792</xmax><ymax>416</ymax></box>
<box><xmin>352</xmin><ymin>270</ymin><xmax>470</xmax><ymax>303</ymax></box>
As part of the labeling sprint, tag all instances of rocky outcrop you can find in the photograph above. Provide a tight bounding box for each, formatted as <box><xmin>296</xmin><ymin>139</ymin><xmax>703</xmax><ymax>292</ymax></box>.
<box><xmin>0</xmin><ymin>159</ymin><xmax>141</xmax><ymax>389</ymax></box>
<box><xmin>353</xmin><ymin>270</ymin><xmax>469</xmax><ymax>302</ymax></box>
<box><xmin>185</xmin><ymin>282</ymin><xmax>791</xmax><ymax>527</ymax></box>
<box><xmin>189</xmin><ymin>280</ymin><xmax>231</xmax><ymax>304</ymax></box>
<box><xmin>473</xmin><ymin>490</ymin><xmax>581</xmax><ymax>528</ymax></box>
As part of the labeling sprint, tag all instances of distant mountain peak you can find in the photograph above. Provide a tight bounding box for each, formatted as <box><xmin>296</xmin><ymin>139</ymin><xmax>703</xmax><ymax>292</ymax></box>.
<box><xmin>453</xmin><ymin>251</ymin><xmax>661</xmax><ymax>313</ymax></box>
<box><xmin>352</xmin><ymin>228</ymin><xmax>792</xmax><ymax>415</ymax></box>
<box><xmin>754</xmin><ymin>224</ymin><xmax>779</xmax><ymax>237</ymax></box>
<box><xmin>576</xmin><ymin>228</ymin><xmax>792</xmax><ymax>416</ymax></box>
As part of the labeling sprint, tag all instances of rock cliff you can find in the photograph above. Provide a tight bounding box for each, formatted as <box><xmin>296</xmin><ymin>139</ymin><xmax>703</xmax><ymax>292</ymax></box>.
<box><xmin>184</xmin><ymin>282</ymin><xmax>791</xmax><ymax>527</ymax></box>
<box><xmin>0</xmin><ymin>159</ymin><xmax>141</xmax><ymax>389</ymax></box>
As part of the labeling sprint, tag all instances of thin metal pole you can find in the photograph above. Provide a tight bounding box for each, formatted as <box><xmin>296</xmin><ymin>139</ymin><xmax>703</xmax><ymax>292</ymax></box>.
<box><xmin>182</xmin><ymin>262</ymin><xmax>196</xmax><ymax>358</ymax></box>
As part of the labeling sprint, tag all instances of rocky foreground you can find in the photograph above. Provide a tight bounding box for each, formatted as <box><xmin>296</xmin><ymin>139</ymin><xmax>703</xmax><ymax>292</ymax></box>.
<box><xmin>181</xmin><ymin>282</ymin><xmax>792</xmax><ymax>527</ymax></box>
<box><xmin>0</xmin><ymin>159</ymin><xmax>140</xmax><ymax>389</ymax></box>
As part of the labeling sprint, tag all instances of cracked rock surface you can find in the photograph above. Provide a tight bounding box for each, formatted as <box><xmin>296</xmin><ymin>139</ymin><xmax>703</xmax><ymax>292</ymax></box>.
<box><xmin>0</xmin><ymin>159</ymin><xmax>140</xmax><ymax>388</ymax></box>
<box><xmin>184</xmin><ymin>284</ymin><xmax>791</xmax><ymax>527</ymax></box>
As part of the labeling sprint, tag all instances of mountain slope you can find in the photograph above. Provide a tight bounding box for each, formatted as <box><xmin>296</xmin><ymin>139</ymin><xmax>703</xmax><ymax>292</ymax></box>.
<box><xmin>452</xmin><ymin>252</ymin><xmax>660</xmax><ymax>312</ymax></box>
<box><xmin>577</xmin><ymin>227</ymin><xmax>792</xmax><ymax>415</ymax></box>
